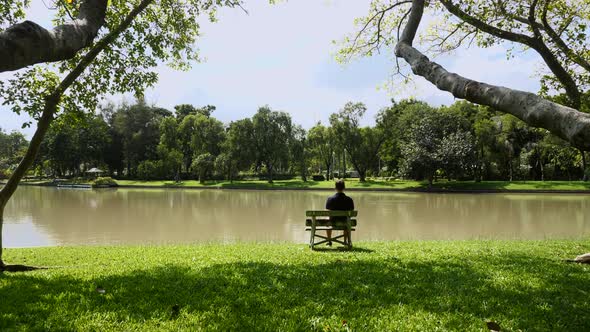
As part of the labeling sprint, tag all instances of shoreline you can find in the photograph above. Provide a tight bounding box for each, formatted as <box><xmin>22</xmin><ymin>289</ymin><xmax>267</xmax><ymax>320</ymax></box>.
<box><xmin>6</xmin><ymin>180</ymin><xmax>590</xmax><ymax>194</ymax></box>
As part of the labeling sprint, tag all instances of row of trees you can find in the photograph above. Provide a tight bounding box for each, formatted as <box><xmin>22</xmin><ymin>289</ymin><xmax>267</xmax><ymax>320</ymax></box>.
<box><xmin>0</xmin><ymin>129</ymin><xmax>27</xmax><ymax>179</ymax></box>
<box><xmin>379</xmin><ymin>100</ymin><xmax>587</xmax><ymax>184</ymax></box>
<box><xmin>2</xmin><ymin>99</ymin><xmax>587</xmax><ymax>184</ymax></box>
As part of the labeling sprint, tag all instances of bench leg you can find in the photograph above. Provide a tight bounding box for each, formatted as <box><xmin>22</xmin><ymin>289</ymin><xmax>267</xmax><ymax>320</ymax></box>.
<box><xmin>346</xmin><ymin>220</ymin><xmax>353</xmax><ymax>249</ymax></box>
<box><xmin>309</xmin><ymin>217</ymin><xmax>316</xmax><ymax>249</ymax></box>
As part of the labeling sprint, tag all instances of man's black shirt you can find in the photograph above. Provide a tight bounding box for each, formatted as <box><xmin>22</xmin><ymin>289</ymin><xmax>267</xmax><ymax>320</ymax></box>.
<box><xmin>326</xmin><ymin>192</ymin><xmax>354</xmax><ymax>221</ymax></box>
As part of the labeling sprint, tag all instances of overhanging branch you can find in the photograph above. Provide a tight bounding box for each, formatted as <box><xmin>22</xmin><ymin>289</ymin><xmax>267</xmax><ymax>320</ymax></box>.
<box><xmin>394</xmin><ymin>0</ymin><xmax>590</xmax><ymax>150</ymax></box>
<box><xmin>0</xmin><ymin>0</ymin><xmax>108</xmax><ymax>72</ymax></box>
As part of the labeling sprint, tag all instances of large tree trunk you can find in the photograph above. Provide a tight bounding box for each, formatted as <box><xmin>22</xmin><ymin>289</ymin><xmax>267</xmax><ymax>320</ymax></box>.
<box><xmin>395</xmin><ymin>0</ymin><xmax>590</xmax><ymax>151</ymax></box>
<box><xmin>342</xmin><ymin>151</ymin><xmax>346</xmax><ymax>178</ymax></box>
<box><xmin>0</xmin><ymin>0</ymin><xmax>108</xmax><ymax>73</ymax></box>
<box><xmin>0</xmin><ymin>0</ymin><xmax>153</xmax><ymax>267</ymax></box>
<box><xmin>267</xmin><ymin>163</ymin><xmax>273</xmax><ymax>183</ymax></box>
<box><xmin>580</xmin><ymin>149</ymin><xmax>587</xmax><ymax>181</ymax></box>
<box><xmin>301</xmin><ymin>160</ymin><xmax>307</xmax><ymax>182</ymax></box>
<box><xmin>359</xmin><ymin>171</ymin><xmax>366</xmax><ymax>182</ymax></box>
<box><xmin>0</xmin><ymin>97</ymin><xmax>57</xmax><ymax>268</ymax></box>
<box><xmin>0</xmin><ymin>209</ymin><xmax>3</xmax><ymax>268</ymax></box>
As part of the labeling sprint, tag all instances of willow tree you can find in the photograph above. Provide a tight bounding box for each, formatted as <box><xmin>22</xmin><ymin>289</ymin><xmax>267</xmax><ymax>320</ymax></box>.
<box><xmin>0</xmin><ymin>0</ymin><xmax>240</xmax><ymax>270</ymax></box>
<box><xmin>339</xmin><ymin>0</ymin><xmax>590</xmax><ymax>261</ymax></box>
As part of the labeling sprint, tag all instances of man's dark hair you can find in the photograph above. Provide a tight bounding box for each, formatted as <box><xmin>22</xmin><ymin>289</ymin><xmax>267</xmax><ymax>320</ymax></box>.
<box><xmin>335</xmin><ymin>179</ymin><xmax>345</xmax><ymax>191</ymax></box>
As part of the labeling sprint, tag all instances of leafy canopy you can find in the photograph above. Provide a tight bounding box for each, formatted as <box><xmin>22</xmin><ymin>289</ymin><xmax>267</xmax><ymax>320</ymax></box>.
<box><xmin>0</xmin><ymin>0</ymin><xmax>240</xmax><ymax>125</ymax></box>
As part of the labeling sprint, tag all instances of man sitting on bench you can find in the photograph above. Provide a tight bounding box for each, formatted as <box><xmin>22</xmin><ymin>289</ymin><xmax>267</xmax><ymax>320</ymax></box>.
<box><xmin>325</xmin><ymin>179</ymin><xmax>355</xmax><ymax>246</ymax></box>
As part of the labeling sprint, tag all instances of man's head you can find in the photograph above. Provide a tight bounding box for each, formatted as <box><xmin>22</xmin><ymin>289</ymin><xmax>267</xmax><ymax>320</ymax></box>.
<box><xmin>335</xmin><ymin>179</ymin><xmax>345</xmax><ymax>192</ymax></box>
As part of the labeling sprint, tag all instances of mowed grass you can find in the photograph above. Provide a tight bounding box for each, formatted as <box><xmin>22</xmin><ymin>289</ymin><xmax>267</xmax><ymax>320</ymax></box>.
<box><xmin>15</xmin><ymin>178</ymin><xmax>590</xmax><ymax>191</ymax></box>
<box><xmin>115</xmin><ymin>178</ymin><xmax>423</xmax><ymax>189</ymax></box>
<box><xmin>1</xmin><ymin>241</ymin><xmax>589</xmax><ymax>331</ymax></box>
<box><xmin>113</xmin><ymin>179</ymin><xmax>590</xmax><ymax>191</ymax></box>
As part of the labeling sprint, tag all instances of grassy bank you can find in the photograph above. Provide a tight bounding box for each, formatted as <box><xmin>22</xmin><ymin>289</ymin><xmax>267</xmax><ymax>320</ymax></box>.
<box><xmin>13</xmin><ymin>178</ymin><xmax>590</xmax><ymax>191</ymax></box>
<box><xmin>100</xmin><ymin>179</ymin><xmax>590</xmax><ymax>191</ymax></box>
<box><xmin>1</xmin><ymin>241</ymin><xmax>589</xmax><ymax>331</ymax></box>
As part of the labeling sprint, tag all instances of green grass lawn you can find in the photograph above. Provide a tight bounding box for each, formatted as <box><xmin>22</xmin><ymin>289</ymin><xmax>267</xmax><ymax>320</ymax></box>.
<box><xmin>1</xmin><ymin>241</ymin><xmax>589</xmax><ymax>331</ymax></box>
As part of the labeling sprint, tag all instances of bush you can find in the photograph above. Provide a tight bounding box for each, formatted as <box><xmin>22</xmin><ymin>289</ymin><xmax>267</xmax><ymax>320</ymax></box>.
<box><xmin>258</xmin><ymin>173</ymin><xmax>296</xmax><ymax>181</ymax></box>
<box><xmin>92</xmin><ymin>177</ymin><xmax>118</xmax><ymax>187</ymax></box>
<box><xmin>137</xmin><ymin>160</ymin><xmax>165</xmax><ymax>180</ymax></box>
<box><xmin>312</xmin><ymin>174</ymin><xmax>325</xmax><ymax>181</ymax></box>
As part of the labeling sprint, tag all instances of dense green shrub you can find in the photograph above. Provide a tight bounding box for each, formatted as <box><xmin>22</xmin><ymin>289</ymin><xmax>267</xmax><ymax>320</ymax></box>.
<box><xmin>92</xmin><ymin>177</ymin><xmax>118</xmax><ymax>187</ymax></box>
<box><xmin>312</xmin><ymin>174</ymin><xmax>325</xmax><ymax>181</ymax></box>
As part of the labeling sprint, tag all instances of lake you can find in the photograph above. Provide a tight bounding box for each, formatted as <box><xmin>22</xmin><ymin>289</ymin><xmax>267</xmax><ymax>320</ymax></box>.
<box><xmin>4</xmin><ymin>186</ymin><xmax>590</xmax><ymax>247</ymax></box>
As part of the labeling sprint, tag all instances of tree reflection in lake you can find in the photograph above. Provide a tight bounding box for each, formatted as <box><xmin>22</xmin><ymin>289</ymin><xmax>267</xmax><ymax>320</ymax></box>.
<box><xmin>4</xmin><ymin>186</ymin><xmax>590</xmax><ymax>247</ymax></box>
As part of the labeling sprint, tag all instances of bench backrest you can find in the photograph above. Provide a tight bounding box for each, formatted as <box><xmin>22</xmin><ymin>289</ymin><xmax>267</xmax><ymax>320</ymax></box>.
<box><xmin>306</xmin><ymin>210</ymin><xmax>358</xmax><ymax>217</ymax></box>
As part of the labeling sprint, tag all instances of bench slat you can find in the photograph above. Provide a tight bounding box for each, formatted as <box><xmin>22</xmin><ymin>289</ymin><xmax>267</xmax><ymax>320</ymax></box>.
<box><xmin>306</xmin><ymin>210</ymin><xmax>357</xmax><ymax>217</ymax></box>
<box><xmin>305</xmin><ymin>227</ymin><xmax>356</xmax><ymax>231</ymax></box>
<box><xmin>305</xmin><ymin>219</ymin><xmax>357</xmax><ymax>227</ymax></box>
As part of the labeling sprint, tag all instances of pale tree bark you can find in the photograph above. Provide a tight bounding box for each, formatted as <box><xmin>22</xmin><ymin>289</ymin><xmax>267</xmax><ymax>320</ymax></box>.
<box><xmin>0</xmin><ymin>0</ymin><xmax>108</xmax><ymax>73</ymax></box>
<box><xmin>0</xmin><ymin>0</ymin><xmax>153</xmax><ymax>269</ymax></box>
<box><xmin>394</xmin><ymin>0</ymin><xmax>590</xmax><ymax>152</ymax></box>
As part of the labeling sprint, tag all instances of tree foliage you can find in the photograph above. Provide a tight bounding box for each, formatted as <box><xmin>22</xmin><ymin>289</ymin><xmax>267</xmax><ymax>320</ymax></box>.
<box><xmin>252</xmin><ymin>106</ymin><xmax>293</xmax><ymax>183</ymax></box>
<box><xmin>307</xmin><ymin>123</ymin><xmax>335</xmax><ymax>180</ymax></box>
<box><xmin>330</xmin><ymin>102</ymin><xmax>384</xmax><ymax>182</ymax></box>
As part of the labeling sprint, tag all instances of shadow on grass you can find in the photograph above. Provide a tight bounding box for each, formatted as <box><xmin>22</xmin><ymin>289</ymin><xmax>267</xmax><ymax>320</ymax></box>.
<box><xmin>311</xmin><ymin>246</ymin><xmax>375</xmax><ymax>253</ymax></box>
<box><xmin>1</xmin><ymin>253</ymin><xmax>588</xmax><ymax>330</ymax></box>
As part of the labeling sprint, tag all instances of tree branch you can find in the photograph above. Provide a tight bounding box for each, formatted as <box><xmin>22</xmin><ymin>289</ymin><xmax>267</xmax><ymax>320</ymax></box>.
<box><xmin>439</xmin><ymin>0</ymin><xmax>536</xmax><ymax>45</ymax></box>
<box><xmin>495</xmin><ymin>0</ymin><xmax>545</xmax><ymax>31</ymax></box>
<box><xmin>395</xmin><ymin>0</ymin><xmax>590</xmax><ymax>151</ymax></box>
<box><xmin>348</xmin><ymin>1</ymin><xmax>412</xmax><ymax>58</ymax></box>
<box><xmin>540</xmin><ymin>0</ymin><xmax>590</xmax><ymax>72</ymax></box>
<box><xmin>0</xmin><ymin>0</ymin><xmax>108</xmax><ymax>72</ymax></box>
<box><xmin>440</xmin><ymin>0</ymin><xmax>581</xmax><ymax>109</ymax></box>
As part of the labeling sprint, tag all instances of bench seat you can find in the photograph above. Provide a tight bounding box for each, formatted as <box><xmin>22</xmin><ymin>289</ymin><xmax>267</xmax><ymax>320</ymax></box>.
<box><xmin>305</xmin><ymin>210</ymin><xmax>358</xmax><ymax>250</ymax></box>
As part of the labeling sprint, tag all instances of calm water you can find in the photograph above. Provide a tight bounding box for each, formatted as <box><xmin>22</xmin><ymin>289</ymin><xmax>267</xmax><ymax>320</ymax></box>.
<box><xmin>4</xmin><ymin>186</ymin><xmax>590</xmax><ymax>247</ymax></box>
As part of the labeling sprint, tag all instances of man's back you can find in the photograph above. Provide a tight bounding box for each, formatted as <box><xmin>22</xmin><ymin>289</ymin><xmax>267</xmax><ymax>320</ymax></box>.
<box><xmin>326</xmin><ymin>192</ymin><xmax>354</xmax><ymax>222</ymax></box>
<box><xmin>325</xmin><ymin>192</ymin><xmax>354</xmax><ymax>211</ymax></box>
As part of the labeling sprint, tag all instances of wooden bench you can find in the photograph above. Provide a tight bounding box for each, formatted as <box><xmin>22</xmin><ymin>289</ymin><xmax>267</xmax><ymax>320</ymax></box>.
<box><xmin>305</xmin><ymin>210</ymin><xmax>358</xmax><ymax>250</ymax></box>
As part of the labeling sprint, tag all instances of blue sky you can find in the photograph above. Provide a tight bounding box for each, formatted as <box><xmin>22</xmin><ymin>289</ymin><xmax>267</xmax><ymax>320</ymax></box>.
<box><xmin>1</xmin><ymin>0</ymin><xmax>542</xmax><ymax>137</ymax></box>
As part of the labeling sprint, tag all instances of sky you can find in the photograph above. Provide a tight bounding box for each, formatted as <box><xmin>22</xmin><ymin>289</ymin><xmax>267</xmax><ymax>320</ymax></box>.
<box><xmin>1</xmin><ymin>0</ymin><xmax>543</xmax><ymax>138</ymax></box>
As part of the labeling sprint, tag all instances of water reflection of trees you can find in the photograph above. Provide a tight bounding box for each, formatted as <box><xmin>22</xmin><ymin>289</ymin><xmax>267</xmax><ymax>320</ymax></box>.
<box><xmin>355</xmin><ymin>192</ymin><xmax>590</xmax><ymax>240</ymax></box>
<box><xmin>4</xmin><ymin>187</ymin><xmax>590</xmax><ymax>246</ymax></box>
